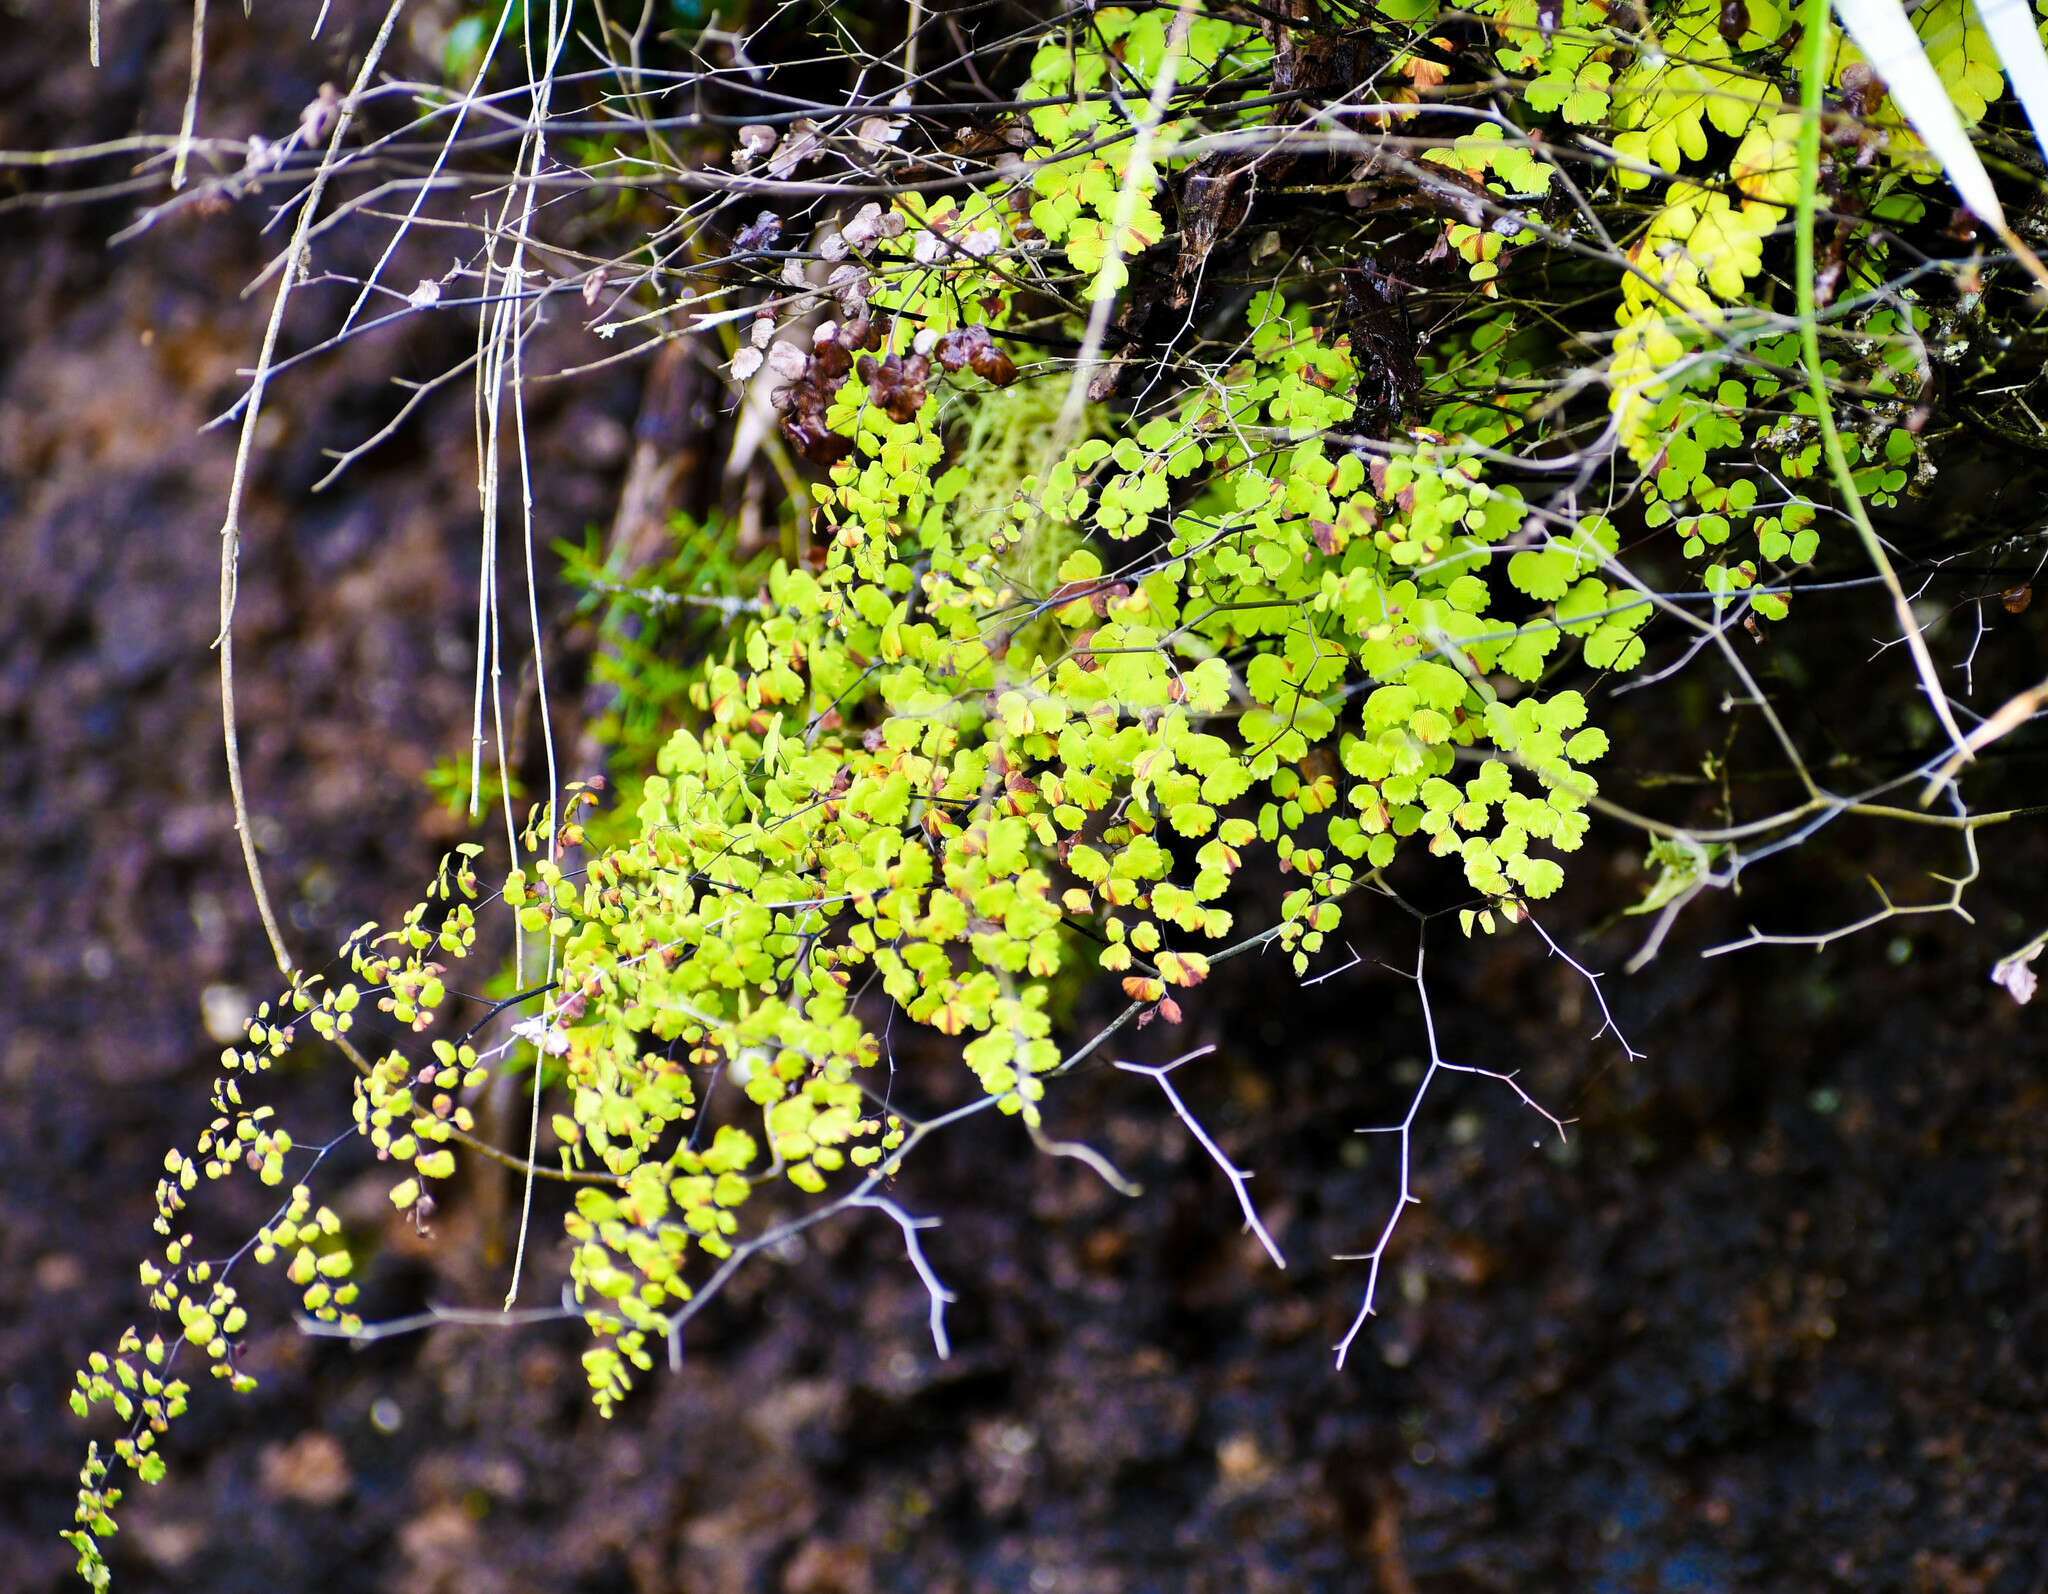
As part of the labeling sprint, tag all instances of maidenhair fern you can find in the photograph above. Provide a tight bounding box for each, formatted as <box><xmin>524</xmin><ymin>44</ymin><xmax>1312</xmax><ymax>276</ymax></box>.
<box><xmin>65</xmin><ymin>0</ymin><xmax>2047</xmax><ymax>1584</ymax></box>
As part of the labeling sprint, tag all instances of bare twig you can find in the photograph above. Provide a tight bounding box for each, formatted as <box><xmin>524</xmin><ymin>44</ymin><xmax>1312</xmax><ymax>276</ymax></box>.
<box><xmin>172</xmin><ymin>0</ymin><xmax>207</xmax><ymax>191</ymax></box>
<box><xmin>213</xmin><ymin>0</ymin><xmax>407</xmax><ymax>975</ymax></box>
<box><xmin>1522</xmin><ymin>912</ymin><xmax>1645</xmax><ymax>1061</ymax></box>
<box><xmin>1026</xmin><ymin>1116</ymin><xmax>1142</xmax><ymax>1197</ymax></box>
<box><xmin>1334</xmin><ymin>944</ymin><xmax>1569</xmax><ymax>1368</ymax></box>
<box><xmin>1919</xmin><ymin>671</ymin><xmax>2048</xmax><ymax>804</ymax></box>
<box><xmin>301</xmin><ymin>1287</ymin><xmax>585</xmax><ymax>1342</ymax></box>
<box><xmin>1055</xmin><ymin>0</ymin><xmax>1198</xmax><ymax>440</ymax></box>
<box><xmin>1116</xmin><ymin>1046</ymin><xmax>1286</xmax><ymax>1269</ymax></box>
<box><xmin>847</xmin><ymin>1193</ymin><xmax>956</xmax><ymax>1358</ymax></box>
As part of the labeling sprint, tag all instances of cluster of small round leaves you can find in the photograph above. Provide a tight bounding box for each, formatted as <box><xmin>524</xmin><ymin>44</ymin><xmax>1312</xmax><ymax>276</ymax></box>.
<box><xmin>1474</xmin><ymin>0</ymin><xmax>1622</xmax><ymax>124</ymax></box>
<box><xmin>66</xmin><ymin>849</ymin><xmax>491</xmax><ymax>1586</ymax></box>
<box><xmin>1020</xmin><ymin>7</ymin><xmax>1267</xmax><ymax>150</ymax></box>
<box><xmin>506</xmin><ymin>265</ymin><xmax>1643</xmax><ymax>1406</ymax></box>
<box><xmin>1584</xmin><ymin>0</ymin><xmax>1981</xmax><ymax>606</ymax></box>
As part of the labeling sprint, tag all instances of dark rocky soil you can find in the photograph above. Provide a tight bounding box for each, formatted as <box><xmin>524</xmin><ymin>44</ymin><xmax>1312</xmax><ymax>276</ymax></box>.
<box><xmin>5</xmin><ymin>8</ymin><xmax>2047</xmax><ymax>1594</ymax></box>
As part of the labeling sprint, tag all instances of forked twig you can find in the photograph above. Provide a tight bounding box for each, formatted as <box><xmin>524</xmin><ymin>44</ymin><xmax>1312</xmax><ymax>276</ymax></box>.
<box><xmin>1116</xmin><ymin>1046</ymin><xmax>1286</xmax><ymax>1270</ymax></box>
<box><xmin>1334</xmin><ymin>945</ymin><xmax>1570</xmax><ymax>1368</ymax></box>
<box><xmin>848</xmin><ymin>1194</ymin><xmax>956</xmax><ymax>1358</ymax></box>
<box><xmin>1523</xmin><ymin>911</ymin><xmax>1645</xmax><ymax>1061</ymax></box>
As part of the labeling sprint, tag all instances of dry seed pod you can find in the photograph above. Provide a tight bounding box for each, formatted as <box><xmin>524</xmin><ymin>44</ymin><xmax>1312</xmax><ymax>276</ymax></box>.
<box><xmin>853</xmin><ymin>115</ymin><xmax>903</xmax><ymax>154</ymax></box>
<box><xmin>733</xmin><ymin>211</ymin><xmax>781</xmax><ymax>252</ymax></box>
<box><xmin>932</xmin><ymin>327</ymin><xmax>983</xmax><ymax>371</ymax></box>
<box><xmin>1840</xmin><ymin>62</ymin><xmax>1886</xmax><ymax>118</ymax></box>
<box><xmin>934</xmin><ymin>326</ymin><xmax>1018</xmax><ymax>386</ymax></box>
<box><xmin>766</xmin><ymin>117</ymin><xmax>821</xmax><ymax>178</ymax></box>
<box><xmin>968</xmin><ymin>342</ymin><xmax>1017</xmax><ymax>386</ymax></box>
<box><xmin>814</xmin><ymin>339</ymin><xmax>854</xmax><ymax>379</ymax></box>
<box><xmin>841</xmin><ymin>203</ymin><xmax>886</xmax><ymax>251</ymax></box>
<box><xmin>857</xmin><ymin>353</ymin><xmax>931</xmax><ymax>422</ymax></box>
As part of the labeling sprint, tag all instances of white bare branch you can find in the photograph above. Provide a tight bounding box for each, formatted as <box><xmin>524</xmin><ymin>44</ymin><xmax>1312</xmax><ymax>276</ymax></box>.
<box><xmin>1116</xmin><ymin>1047</ymin><xmax>1286</xmax><ymax>1271</ymax></box>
